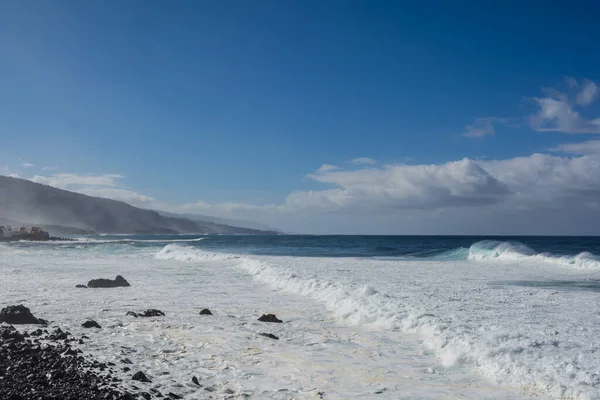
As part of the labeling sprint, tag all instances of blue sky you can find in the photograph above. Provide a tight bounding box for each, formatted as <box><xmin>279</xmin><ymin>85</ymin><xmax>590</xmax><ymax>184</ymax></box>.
<box><xmin>2</xmin><ymin>0</ymin><xmax>600</xmax><ymax>233</ymax></box>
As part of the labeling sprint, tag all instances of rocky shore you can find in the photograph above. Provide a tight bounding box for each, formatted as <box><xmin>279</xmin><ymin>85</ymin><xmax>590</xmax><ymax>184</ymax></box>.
<box><xmin>0</xmin><ymin>273</ymin><xmax>288</xmax><ymax>399</ymax></box>
<box><xmin>0</xmin><ymin>300</ymin><xmax>285</xmax><ymax>399</ymax></box>
<box><xmin>0</xmin><ymin>305</ymin><xmax>159</xmax><ymax>400</ymax></box>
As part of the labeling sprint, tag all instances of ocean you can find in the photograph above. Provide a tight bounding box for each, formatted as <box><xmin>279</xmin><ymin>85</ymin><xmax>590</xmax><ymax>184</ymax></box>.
<box><xmin>1</xmin><ymin>235</ymin><xmax>599</xmax><ymax>399</ymax></box>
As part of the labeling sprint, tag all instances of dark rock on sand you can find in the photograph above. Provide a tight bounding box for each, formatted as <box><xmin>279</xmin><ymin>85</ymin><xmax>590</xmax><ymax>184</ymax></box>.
<box><xmin>82</xmin><ymin>320</ymin><xmax>102</xmax><ymax>329</ymax></box>
<box><xmin>199</xmin><ymin>308</ymin><xmax>213</xmax><ymax>315</ymax></box>
<box><xmin>141</xmin><ymin>309</ymin><xmax>164</xmax><ymax>317</ymax></box>
<box><xmin>132</xmin><ymin>371</ymin><xmax>152</xmax><ymax>383</ymax></box>
<box><xmin>76</xmin><ymin>284</ymin><xmax>88</xmax><ymax>288</ymax></box>
<box><xmin>47</xmin><ymin>327</ymin><xmax>69</xmax><ymax>341</ymax></box>
<box><xmin>168</xmin><ymin>393</ymin><xmax>183</xmax><ymax>399</ymax></box>
<box><xmin>0</xmin><ymin>324</ymin><xmax>155</xmax><ymax>399</ymax></box>
<box><xmin>127</xmin><ymin>309</ymin><xmax>165</xmax><ymax>318</ymax></box>
<box><xmin>0</xmin><ymin>325</ymin><xmax>25</xmax><ymax>342</ymax></box>
<box><xmin>192</xmin><ymin>376</ymin><xmax>201</xmax><ymax>386</ymax></box>
<box><xmin>258</xmin><ymin>314</ymin><xmax>282</xmax><ymax>323</ymax></box>
<box><xmin>0</xmin><ymin>305</ymin><xmax>47</xmax><ymax>325</ymax></box>
<box><xmin>260</xmin><ymin>333</ymin><xmax>279</xmax><ymax>340</ymax></box>
<box><xmin>87</xmin><ymin>275</ymin><xmax>131</xmax><ymax>288</ymax></box>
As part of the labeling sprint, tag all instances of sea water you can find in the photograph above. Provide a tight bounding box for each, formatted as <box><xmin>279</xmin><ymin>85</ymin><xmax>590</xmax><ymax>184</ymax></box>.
<box><xmin>1</xmin><ymin>235</ymin><xmax>599</xmax><ymax>399</ymax></box>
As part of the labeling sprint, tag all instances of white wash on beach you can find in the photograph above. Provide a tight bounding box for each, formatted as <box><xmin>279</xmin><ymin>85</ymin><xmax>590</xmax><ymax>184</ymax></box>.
<box><xmin>0</xmin><ymin>241</ymin><xmax>540</xmax><ymax>399</ymax></box>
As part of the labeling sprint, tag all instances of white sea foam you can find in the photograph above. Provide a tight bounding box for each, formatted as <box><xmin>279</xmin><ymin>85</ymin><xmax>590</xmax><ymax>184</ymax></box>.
<box><xmin>155</xmin><ymin>243</ymin><xmax>237</xmax><ymax>261</ymax></box>
<box><xmin>3</xmin><ymin>241</ymin><xmax>599</xmax><ymax>399</ymax></box>
<box><xmin>231</xmin><ymin>255</ymin><xmax>600</xmax><ymax>399</ymax></box>
<box><xmin>77</xmin><ymin>237</ymin><xmax>207</xmax><ymax>244</ymax></box>
<box><xmin>2</xmin><ymin>242</ymin><xmax>535</xmax><ymax>399</ymax></box>
<box><xmin>148</xmin><ymin>244</ymin><xmax>600</xmax><ymax>398</ymax></box>
<box><xmin>468</xmin><ymin>240</ymin><xmax>600</xmax><ymax>269</ymax></box>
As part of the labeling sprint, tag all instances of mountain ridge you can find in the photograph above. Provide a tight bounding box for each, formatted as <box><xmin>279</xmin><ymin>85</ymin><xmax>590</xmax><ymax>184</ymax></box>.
<box><xmin>0</xmin><ymin>175</ymin><xmax>276</xmax><ymax>235</ymax></box>
<box><xmin>156</xmin><ymin>210</ymin><xmax>276</xmax><ymax>232</ymax></box>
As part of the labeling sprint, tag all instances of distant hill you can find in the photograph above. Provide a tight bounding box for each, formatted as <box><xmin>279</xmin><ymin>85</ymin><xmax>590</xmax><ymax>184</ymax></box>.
<box><xmin>156</xmin><ymin>211</ymin><xmax>277</xmax><ymax>232</ymax></box>
<box><xmin>0</xmin><ymin>175</ymin><xmax>277</xmax><ymax>235</ymax></box>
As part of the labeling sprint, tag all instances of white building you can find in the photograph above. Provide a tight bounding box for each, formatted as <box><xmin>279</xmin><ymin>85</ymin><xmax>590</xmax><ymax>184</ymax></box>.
<box><xmin>0</xmin><ymin>225</ymin><xmax>13</xmax><ymax>238</ymax></box>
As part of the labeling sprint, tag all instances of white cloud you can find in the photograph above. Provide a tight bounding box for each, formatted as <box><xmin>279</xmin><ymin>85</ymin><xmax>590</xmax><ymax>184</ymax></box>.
<box><xmin>565</xmin><ymin>76</ymin><xmax>579</xmax><ymax>89</ymax></box>
<box><xmin>42</xmin><ymin>166</ymin><xmax>58</xmax><ymax>171</ymax></box>
<box><xmin>18</xmin><ymin>148</ymin><xmax>600</xmax><ymax>234</ymax></box>
<box><xmin>148</xmin><ymin>153</ymin><xmax>600</xmax><ymax>222</ymax></box>
<box><xmin>550</xmin><ymin>139</ymin><xmax>600</xmax><ymax>155</ymax></box>
<box><xmin>305</xmin><ymin>159</ymin><xmax>511</xmax><ymax>211</ymax></box>
<box><xmin>350</xmin><ymin>157</ymin><xmax>376</xmax><ymax>165</ymax></box>
<box><xmin>576</xmin><ymin>79</ymin><xmax>598</xmax><ymax>106</ymax></box>
<box><xmin>481</xmin><ymin>153</ymin><xmax>600</xmax><ymax>205</ymax></box>
<box><xmin>155</xmin><ymin>151</ymin><xmax>600</xmax><ymax>234</ymax></box>
<box><xmin>26</xmin><ymin>172</ymin><xmax>159</xmax><ymax>209</ymax></box>
<box><xmin>2</xmin><ymin>166</ymin><xmax>20</xmax><ymax>178</ymax></box>
<box><xmin>75</xmin><ymin>187</ymin><xmax>156</xmax><ymax>206</ymax></box>
<box><xmin>529</xmin><ymin>78</ymin><xmax>600</xmax><ymax>134</ymax></box>
<box><xmin>317</xmin><ymin>164</ymin><xmax>339</xmax><ymax>172</ymax></box>
<box><xmin>31</xmin><ymin>173</ymin><xmax>123</xmax><ymax>189</ymax></box>
<box><xmin>462</xmin><ymin>117</ymin><xmax>500</xmax><ymax>138</ymax></box>
<box><xmin>21</xmin><ymin>162</ymin><xmax>34</xmax><ymax>168</ymax></box>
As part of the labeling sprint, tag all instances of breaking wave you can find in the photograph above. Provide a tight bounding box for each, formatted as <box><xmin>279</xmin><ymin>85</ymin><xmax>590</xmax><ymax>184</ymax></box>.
<box><xmin>155</xmin><ymin>243</ymin><xmax>238</xmax><ymax>262</ymax></box>
<box><xmin>154</xmin><ymin>244</ymin><xmax>600</xmax><ymax>398</ymax></box>
<box><xmin>73</xmin><ymin>237</ymin><xmax>206</xmax><ymax>245</ymax></box>
<box><xmin>468</xmin><ymin>240</ymin><xmax>600</xmax><ymax>269</ymax></box>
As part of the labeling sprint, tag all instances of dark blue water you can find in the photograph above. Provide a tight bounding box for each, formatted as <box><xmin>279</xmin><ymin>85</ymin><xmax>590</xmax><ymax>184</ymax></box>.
<box><xmin>76</xmin><ymin>235</ymin><xmax>600</xmax><ymax>259</ymax></box>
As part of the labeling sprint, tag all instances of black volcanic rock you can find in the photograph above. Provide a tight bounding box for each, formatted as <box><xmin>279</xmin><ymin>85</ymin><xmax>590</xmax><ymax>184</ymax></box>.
<box><xmin>87</xmin><ymin>275</ymin><xmax>130</xmax><ymax>288</ymax></box>
<box><xmin>260</xmin><ymin>333</ymin><xmax>279</xmax><ymax>340</ymax></box>
<box><xmin>47</xmin><ymin>327</ymin><xmax>69</xmax><ymax>341</ymax></box>
<box><xmin>199</xmin><ymin>308</ymin><xmax>213</xmax><ymax>315</ymax></box>
<box><xmin>0</xmin><ymin>324</ymin><xmax>155</xmax><ymax>399</ymax></box>
<box><xmin>192</xmin><ymin>376</ymin><xmax>201</xmax><ymax>386</ymax></box>
<box><xmin>258</xmin><ymin>314</ymin><xmax>282</xmax><ymax>323</ymax></box>
<box><xmin>76</xmin><ymin>284</ymin><xmax>87</xmax><ymax>288</ymax></box>
<box><xmin>0</xmin><ymin>326</ymin><xmax>25</xmax><ymax>342</ymax></box>
<box><xmin>0</xmin><ymin>305</ymin><xmax>47</xmax><ymax>325</ymax></box>
<box><xmin>82</xmin><ymin>320</ymin><xmax>101</xmax><ymax>329</ymax></box>
<box><xmin>127</xmin><ymin>309</ymin><xmax>165</xmax><ymax>318</ymax></box>
<box><xmin>132</xmin><ymin>371</ymin><xmax>152</xmax><ymax>383</ymax></box>
<box><xmin>139</xmin><ymin>309</ymin><xmax>164</xmax><ymax>317</ymax></box>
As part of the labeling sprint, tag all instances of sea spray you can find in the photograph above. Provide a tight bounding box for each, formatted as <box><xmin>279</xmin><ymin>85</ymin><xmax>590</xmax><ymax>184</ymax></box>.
<box><xmin>155</xmin><ymin>244</ymin><xmax>600</xmax><ymax>399</ymax></box>
<box><xmin>468</xmin><ymin>240</ymin><xmax>600</xmax><ymax>269</ymax></box>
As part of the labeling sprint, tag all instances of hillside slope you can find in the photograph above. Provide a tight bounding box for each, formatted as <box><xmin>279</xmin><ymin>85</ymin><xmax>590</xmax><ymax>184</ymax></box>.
<box><xmin>0</xmin><ymin>176</ymin><xmax>275</xmax><ymax>235</ymax></box>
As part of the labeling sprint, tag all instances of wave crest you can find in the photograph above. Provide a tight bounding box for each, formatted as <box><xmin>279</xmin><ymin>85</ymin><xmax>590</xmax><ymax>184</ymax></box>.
<box><xmin>468</xmin><ymin>240</ymin><xmax>600</xmax><ymax>269</ymax></box>
<box><xmin>155</xmin><ymin>244</ymin><xmax>237</xmax><ymax>262</ymax></box>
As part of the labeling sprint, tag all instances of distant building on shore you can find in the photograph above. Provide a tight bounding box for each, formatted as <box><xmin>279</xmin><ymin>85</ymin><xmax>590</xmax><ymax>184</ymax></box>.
<box><xmin>0</xmin><ymin>226</ymin><xmax>49</xmax><ymax>240</ymax></box>
<box><xmin>0</xmin><ymin>225</ymin><xmax>13</xmax><ymax>238</ymax></box>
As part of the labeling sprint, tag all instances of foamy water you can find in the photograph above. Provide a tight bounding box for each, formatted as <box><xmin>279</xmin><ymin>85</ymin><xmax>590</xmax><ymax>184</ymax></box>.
<box><xmin>1</xmin><ymin>237</ymin><xmax>599</xmax><ymax>399</ymax></box>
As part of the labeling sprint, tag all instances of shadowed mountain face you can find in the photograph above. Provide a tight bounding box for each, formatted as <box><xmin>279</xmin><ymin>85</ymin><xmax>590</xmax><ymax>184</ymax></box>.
<box><xmin>0</xmin><ymin>176</ymin><xmax>275</xmax><ymax>235</ymax></box>
<box><xmin>156</xmin><ymin>210</ymin><xmax>276</xmax><ymax>232</ymax></box>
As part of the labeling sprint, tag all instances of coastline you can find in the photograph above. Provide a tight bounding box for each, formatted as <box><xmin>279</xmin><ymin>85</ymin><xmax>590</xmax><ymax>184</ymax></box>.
<box><xmin>0</xmin><ymin>235</ymin><xmax>74</xmax><ymax>242</ymax></box>
<box><xmin>0</xmin><ymin>319</ymin><xmax>155</xmax><ymax>399</ymax></box>
<box><xmin>0</xmin><ymin>243</ymin><xmax>541</xmax><ymax>399</ymax></box>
